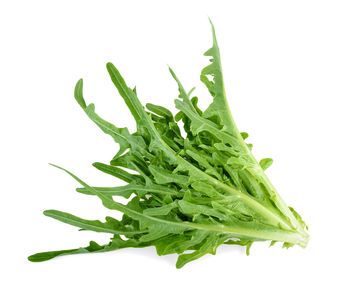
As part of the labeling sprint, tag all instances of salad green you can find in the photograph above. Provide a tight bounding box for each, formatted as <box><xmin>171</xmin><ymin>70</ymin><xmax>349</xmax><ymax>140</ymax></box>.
<box><xmin>29</xmin><ymin>21</ymin><xmax>309</xmax><ymax>268</ymax></box>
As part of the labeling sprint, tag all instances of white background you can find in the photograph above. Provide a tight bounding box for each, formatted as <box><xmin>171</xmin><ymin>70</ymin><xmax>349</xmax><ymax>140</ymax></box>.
<box><xmin>1</xmin><ymin>0</ymin><xmax>349</xmax><ymax>290</ymax></box>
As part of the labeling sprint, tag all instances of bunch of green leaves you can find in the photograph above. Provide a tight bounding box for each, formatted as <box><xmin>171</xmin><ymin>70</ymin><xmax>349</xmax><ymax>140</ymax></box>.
<box><xmin>29</xmin><ymin>21</ymin><xmax>309</xmax><ymax>268</ymax></box>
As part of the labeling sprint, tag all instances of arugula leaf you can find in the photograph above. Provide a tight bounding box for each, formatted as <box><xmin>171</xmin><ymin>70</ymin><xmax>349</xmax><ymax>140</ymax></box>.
<box><xmin>29</xmin><ymin>21</ymin><xmax>309</xmax><ymax>268</ymax></box>
<box><xmin>28</xmin><ymin>237</ymin><xmax>150</xmax><ymax>262</ymax></box>
<box><xmin>43</xmin><ymin>210</ymin><xmax>144</xmax><ymax>235</ymax></box>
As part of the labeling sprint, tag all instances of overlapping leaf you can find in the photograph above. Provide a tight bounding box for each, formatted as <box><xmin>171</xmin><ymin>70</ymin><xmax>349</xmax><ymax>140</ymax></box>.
<box><xmin>29</xmin><ymin>21</ymin><xmax>309</xmax><ymax>268</ymax></box>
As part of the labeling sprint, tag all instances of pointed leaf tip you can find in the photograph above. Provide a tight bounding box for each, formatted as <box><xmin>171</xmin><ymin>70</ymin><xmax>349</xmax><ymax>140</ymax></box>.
<box><xmin>208</xmin><ymin>17</ymin><xmax>214</xmax><ymax>27</ymax></box>
<box><xmin>168</xmin><ymin>66</ymin><xmax>177</xmax><ymax>79</ymax></box>
<box><xmin>208</xmin><ymin>18</ymin><xmax>217</xmax><ymax>42</ymax></box>
<box><xmin>48</xmin><ymin>163</ymin><xmax>62</xmax><ymax>170</ymax></box>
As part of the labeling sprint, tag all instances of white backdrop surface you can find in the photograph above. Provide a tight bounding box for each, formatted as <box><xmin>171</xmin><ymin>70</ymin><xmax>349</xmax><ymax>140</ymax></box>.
<box><xmin>1</xmin><ymin>1</ymin><xmax>349</xmax><ymax>290</ymax></box>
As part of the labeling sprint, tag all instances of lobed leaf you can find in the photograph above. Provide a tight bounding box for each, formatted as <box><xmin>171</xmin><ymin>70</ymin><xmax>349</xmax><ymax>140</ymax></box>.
<box><xmin>29</xmin><ymin>20</ymin><xmax>309</xmax><ymax>268</ymax></box>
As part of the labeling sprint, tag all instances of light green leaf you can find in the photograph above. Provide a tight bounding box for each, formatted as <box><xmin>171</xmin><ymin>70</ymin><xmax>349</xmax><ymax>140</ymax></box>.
<box><xmin>30</xmin><ymin>20</ymin><xmax>309</xmax><ymax>268</ymax></box>
<box><xmin>259</xmin><ymin>158</ymin><xmax>273</xmax><ymax>171</ymax></box>
<box><xmin>149</xmin><ymin>165</ymin><xmax>189</xmax><ymax>186</ymax></box>
<box><xmin>44</xmin><ymin>210</ymin><xmax>143</xmax><ymax>235</ymax></box>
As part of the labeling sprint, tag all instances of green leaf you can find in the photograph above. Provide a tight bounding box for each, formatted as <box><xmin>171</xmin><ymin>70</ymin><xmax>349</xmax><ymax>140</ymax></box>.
<box><xmin>44</xmin><ymin>210</ymin><xmax>143</xmax><ymax>235</ymax></box>
<box><xmin>259</xmin><ymin>158</ymin><xmax>273</xmax><ymax>171</ymax></box>
<box><xmin>76</xmin><ymin>185</ymin><xmax>134</xmax><ymax>198</ymax></box>
<box><xmin>143</xmin><ymin>202</ymin><xmax>177</xmax><ymax>216</ymax></box>
<box><xmin>289</xmin><ymin>206</ymin><xmax>308</xmax><ymax>230</ymax></box>
<box><xmin>30</xmin><ymin>20</ymin><xmax>309</xmax><ymax>268</ymax></box>
<box><xmin>240</xmin><ymin>132</ymin><xmax>249</xmax><ymax>140</ymax></box>
<box><xmin>200</xmin><ymin>20</ymin><xmax>237</xmax><ymax>136</ymax></box>
<box><xmin>176</xmin><ymin>234</ymin><xmax>223</xmax><ymax>268</ymax></box>
<box><xmin>28</xmin><ymin>241</ymin><xmax>106</xmax><ymax>262</ymax></box>
<box><xmin>92</xmin><ymin>162</ymin><xmax>143</xmax><ymax>184</ymax></box>
<box><xmin>169</xmin><ymin>67</ymin><xmax>197</xmax><ymax>114</ymax></box>
<box><xmin>28</xmin><ymin>236</ymin><xmax>150</xmax><ymax>262</ymax></box>
<box><xmin>146</xmin><ymin>103</ymin><xmax>173</xmax><ymax>120</ymax></box>
<box><xmin>74</xmin><ymin>79</ymin><xmax>133</xmax><ymax>157</ymax></box>
<box><xmin>149</xmin><ymin>165</ymin><xmax>189</xmax><ymax>186</ymax></box>
<box><xmin>178</xmin><ymin>200</ymin><xmax>227</xmax><ymax>221</ymax></box>
<box><xmin>106</xmin><ymin>63</ymin><xmax>144</xmax><ymax>123</ymax></box>
<box><xmin>76</xmin><ymin>183</ymin><xmax>179</xmax><ymax>198</ymax></box>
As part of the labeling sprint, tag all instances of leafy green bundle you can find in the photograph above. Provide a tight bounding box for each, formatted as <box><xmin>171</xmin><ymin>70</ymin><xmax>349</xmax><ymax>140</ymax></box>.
<box><xmin>29</xmin><ymin>22</ymin><xmax>309</xmax><ymax>268</ymax></box>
